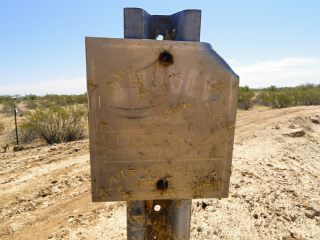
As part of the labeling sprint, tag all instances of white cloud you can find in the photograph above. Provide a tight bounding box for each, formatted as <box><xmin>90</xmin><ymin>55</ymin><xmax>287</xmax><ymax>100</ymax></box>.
<box><xmin>0</xmin><ymin>78</ymin><xmax>87</xmax><ymax>96</ymax></box>
<box><xmin>231</xmin><ymin>57</ymin><xmax>320</xmax><ymax>88</ymax></box>
<box><xmin>227</xmin><ymin>59</ymin><xmax>241</xmax><ymax>65</ymax></box>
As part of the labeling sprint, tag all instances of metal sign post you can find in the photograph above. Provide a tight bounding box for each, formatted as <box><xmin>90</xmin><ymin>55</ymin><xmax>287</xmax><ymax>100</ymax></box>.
<box><xmin>124</xmin><ymin>8</ymin><xmax>200</xmax><ymax>240</ymax></box>
<box><xmin>86</xmin><ymin>8</ymin><xmax>239</xmax><ymax>240</ymax></box>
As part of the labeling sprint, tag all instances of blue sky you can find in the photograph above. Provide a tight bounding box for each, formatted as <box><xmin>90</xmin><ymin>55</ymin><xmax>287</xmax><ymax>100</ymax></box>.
<box><xmin>0</xmin><ymin>0</ymin><xmax>319</xmax><ymax>95</ymax></box>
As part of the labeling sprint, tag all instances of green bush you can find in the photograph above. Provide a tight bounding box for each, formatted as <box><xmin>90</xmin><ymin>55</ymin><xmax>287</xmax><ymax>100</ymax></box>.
<box><xmin>294</xmin><ymin>87</ymin><xmax>320</xmax><ymax>105</ymax></box>
<box><xmin>257</xmin><ymin>91</ymin><xmax>273</xmax><ymax>106</ymax></box>
<box><xmin>19</xmin><ymin>105</ymin><xmax>88</xmax><ymax>144</ymax></box>
<box><xmin>0</xmin><ymin>95</ymin><xmax>14</xmax><ymax>103</ymax></box>
<box><xmin>25</xmin><ymin>100</ymin><xmax>38</xmax><ymax>109</ymax></box>
<box><xmin>1</xmin><ymin>100</ymin><xmax>15</xmax><ymax>115</ymax></box>
<box><xmin>75</xmin><ymin>93</ymin><xmax>88</xmax><ymax>104</ymax></box>
<box><xmin>238</xmin><ymin>86</ymin><xmax>255</xmax><ymax>110</ymax></box>
<box><xmin>24</xmin><ymin>94</ymin><xmax>37</xmax><ymax>101</ymax></box>
<box><xmin>42</xmin><ymin>94</ymin><xmax>87</xmax><ymax>106</ymax></box>
<box><xmin>274</xmin><ymin>92</ymin><xmax>292</xmax><ymax>108</ymax></box>
<box><xmin>39</xmin><ymin>100</ymin><xmax>52</xmax><ymax>108</ymax></box>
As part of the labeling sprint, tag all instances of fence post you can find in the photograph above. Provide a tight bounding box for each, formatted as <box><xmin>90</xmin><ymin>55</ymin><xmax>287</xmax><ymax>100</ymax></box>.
<box><xmin>14</xmin><ymin>106</ymin><xmax>19</xmax><ymax>145</ymax></box>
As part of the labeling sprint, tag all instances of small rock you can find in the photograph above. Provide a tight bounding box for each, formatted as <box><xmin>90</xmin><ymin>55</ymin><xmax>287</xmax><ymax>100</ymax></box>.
<box><xmin>314</xmin><ymin>211</ymin><xmax>320</xmax><ymax>217</ymax></box>
<box><xmin>231</xmin><ymin>193</ymin><xmax>239</xmax><ymax>198</ymax></box>
<box><xmin>310</xmin><ymin>117</ymin><xmax>319</xmax><ymax>124</ymax></box>
<box><xmin>16</xmin><ymin>197</ymin><xmax>26</xmax><ymax>203</ymax></box>
<box><xmin>283</xmin><ymin>215</ymin><xmax>291</xmax><ymax>222</ymax></box>
<box><xmin>283</xmin><ymin>129</ymin><xmax>305</xmax><ymax>138</ymax></box>
<box><xmin>40</xmin><ymin>189</ymin><xmax>51</xmax><ymax>197</ymax></box>
<box><xmin>305</xmin><ymin>212</ymin><xmax>314</xmax><ymax>219</ymax></box>
<box><xmin>253</xmin><ymin>213</ymin><xmax>259</xmax><ymax>219</ymax></box>
<box><xmin>234</xmin><ymin>183</ymin><xmax>240</xmax><ymax>188</ymax></box>
<box><xmin>108</xmin><ymin>204</ymin><xmax>114</xmax><ymax>211</ymax></box>
<box><xmin>106</xmin><ymin>213</ymin><xmax>112</xmax><ymax>218</ymax></box>
<box><xmin>289</xmin><ymin>214</ymin><xmax>296</xmax><ymax>221</ymax></box>
<box><xmin>13</xmin><ymin>145</ymin><xmax>24</xmax><ymax>152</ymax></box>
<box><xmin>206</xmin><ymin>206</ymin><xmax>216</xmax><ymax>212</ymax></box>
<box><xmin>305</xmin><ymin>206</ymin><xmax>314</xmax><ymax>211</ymax></box>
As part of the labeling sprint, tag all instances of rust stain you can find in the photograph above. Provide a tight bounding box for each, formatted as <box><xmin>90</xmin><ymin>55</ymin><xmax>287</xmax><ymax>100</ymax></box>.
<box><xmin>145</xmin><ymin>200</ymin><xmax>154</xmax><ymax>214</ymax></box>
<box><xmin>232</xmin><ymin>81</ymin><xmax>239</xmax><ymax>89</ymax></box>
<box><xmin>166</xmin><ymin>99</ymin><xmax>196</xmax><ymax>116</ymax></box>
<box><xmin>212</xmin><ymin>117</ymin><xmax>222</xmax><ymax>129</ymax></box>
<box><xmin>188</xmin><ymin>171</ymin><xmax>222</xmax><ymax>198</ymax></box>
<box><xmin>205</xmin><ymin>102</ymin><xmax>211</xmax><ymax>116</ymax></box>
<box><xmin>131</xmin><ymin>73</ymin><xmax>149</xmax><ymax>99</ymax></box>
<box><xmin>123</xmin><ymin>191</ymin><xmax>135</xmax><ymax>199</ymax></box>
<box><xmin>110</xmin><ymin>176</ymin><xmax>118</xmax><ymax>184</ymax></box>
<box><xmin>95</xmin><ymin>142</ymin><xmax>104</xmax><ymax>150</ymax></box>
<box><xmin>128</xmin><ymin>166</ymin><xmax>136</xmax><ymax>176</ymax></box>
<box><xmin>103</xmin><ymin>154</ymin><xmax>109</xmax><ymax>162</ymax></box>
<box><xmin>99</xmin><ymin>122</ymin><xmax>108</xmax><ymax>131</ymax></box>
<box><xmin>206</xmin><ymin>75</ymin><xmax>229</xmax><ymax>93</ymax></box>
<box><xmin>98</xmin><ymin>188</ymin><xmax>111</xmax><ymax>199</ymax></box>
<box><xmin>87</xmin><ymin>81</ymin><xmax>99</xmax><ymax>92</ymax></box>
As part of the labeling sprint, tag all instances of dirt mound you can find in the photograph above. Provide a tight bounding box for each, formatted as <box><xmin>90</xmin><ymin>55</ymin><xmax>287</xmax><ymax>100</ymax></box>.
<box><xmin>0</xmin><ymin>106</ymin><xmax>320</xmax><ymax>239</ymax></box>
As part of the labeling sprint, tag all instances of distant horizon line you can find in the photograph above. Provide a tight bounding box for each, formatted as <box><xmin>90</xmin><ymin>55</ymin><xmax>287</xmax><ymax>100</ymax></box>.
<box><xmin>1</xmin><ymin>82</ymin><xmax>319</xmax><ymax>97</ymax></box>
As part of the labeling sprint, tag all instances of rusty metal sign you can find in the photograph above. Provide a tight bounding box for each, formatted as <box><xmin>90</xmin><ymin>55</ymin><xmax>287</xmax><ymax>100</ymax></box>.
<box><xmin>86</xmin><ymin>37</ymin><xmax>239</xmax><ymax>202</ymax></box>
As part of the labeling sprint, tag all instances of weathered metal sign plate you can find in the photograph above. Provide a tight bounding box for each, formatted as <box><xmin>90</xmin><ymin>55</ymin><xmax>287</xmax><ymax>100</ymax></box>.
<box><xmin>86</xmin><ymin>37</ymin><xmax>239</xmax><ymax>202</ymax></box>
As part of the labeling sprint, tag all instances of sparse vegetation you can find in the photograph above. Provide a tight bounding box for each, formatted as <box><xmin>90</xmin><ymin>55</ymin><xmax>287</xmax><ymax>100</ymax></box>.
<box><xmin>256</xmin><ymin>83</ymin><xmax>320</xmax><ymax>109</ymax></box>
<box><xmin>19</xmin><ymin>105</ymin><xmax>87</xmax><ymax>144</ymax></box>
<box><xmin>25</xmin><ymin>100</ymin><xmax>38</xmax><ymax>109</ymax></box>
<box><xmin>1</xmin><ymin>100</ymin><xmax>16</xmax><ymax>115</ymax></box>
<box><xmin>0</xmin><ymin>93</ymin><xmax>89</xmax><ymax>146</ymax></box>
<box><xmin>237</xmin><ymin>85</ymin><xmax>255</xmax><ymax>110</ymax></box>
<box><xmin>0</xmin><ymin>84</ymin><xmax>319</xmax><ymax>147</ymax></box>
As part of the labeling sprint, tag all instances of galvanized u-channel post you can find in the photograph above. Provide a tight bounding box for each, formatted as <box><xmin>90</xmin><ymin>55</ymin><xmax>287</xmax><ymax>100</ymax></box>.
<box><xmin>124</xmin><ymin>8</ymin><xmax>201</xmax><ymax>240</ymax></box>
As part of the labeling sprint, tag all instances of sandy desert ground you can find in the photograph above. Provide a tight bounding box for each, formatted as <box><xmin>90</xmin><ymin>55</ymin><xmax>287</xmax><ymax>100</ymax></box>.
<box><xmin>0</xmin><ymin>105</ymin><xmax>320</xmax><ymax>240</ymax></box>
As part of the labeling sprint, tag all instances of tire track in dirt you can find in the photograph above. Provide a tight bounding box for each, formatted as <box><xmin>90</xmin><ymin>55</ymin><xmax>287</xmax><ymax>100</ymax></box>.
<box><xmin>1</xmin><ymin>106</ymin><xmax>320</xmax><ymax>239</ymax></box>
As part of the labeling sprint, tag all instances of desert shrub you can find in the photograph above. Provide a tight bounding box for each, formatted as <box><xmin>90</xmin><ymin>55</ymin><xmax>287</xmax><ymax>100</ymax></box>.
<box><xmin>25</xmin><ymin>100</ymin><xmax>38</xmax><ymax>109</ymax></box>
<box><xmin>274</xmin><ymin>92</ymin><xmax>293</xmax><ymax>108</ymax></box>
<box><xmin>19</xmin><ymin>105</ymin><xmax>87</xmax><ymax>144</ymax></box>
<box><xmin>0</xmin><ymin>95</ymin><xmax>12</xmax><ymax>103</ymax></box>
<box><xmin>39</xmin><ymin>100</ymin><xmax>52</xmax><ymax>108</ymax></box>
<box><xmin>257</xmin><ymin>91</ymin><xmax>273</xmax><ymax>106</ymax></box>
<box><xmin>1</xmin><ymin>100</ymin><xmax>15</xmax><ymax>115</ymax></box>
<box><xmin>24</xmin><ymin>94</ymin><xmax>37</xmax><ymax>101</ymax></box>
<box><xmin>42</xmin><ymin>94</ymin><xmax>80</xmax><ymax>106</ymax></box>
<box><xmin>294</xmin><ymin>86</ymin><xmax>320</xmax><ymax>106</ymax></box>
<box><xmin>238</xmin><ymin>86</ymin><xmax>255</xmax><ymax>110</ymax></box>
<box><xmin>75</xmin><ymin>93</ymin><xmax>88</xmax><ymax>104</ymax></box>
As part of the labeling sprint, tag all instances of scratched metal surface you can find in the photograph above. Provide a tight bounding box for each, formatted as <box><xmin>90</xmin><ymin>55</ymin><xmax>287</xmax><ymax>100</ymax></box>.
<box><xmin>86</xmin><ymin>37</ymin><xmax>239</xmax><ymax>202</ymax></box>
